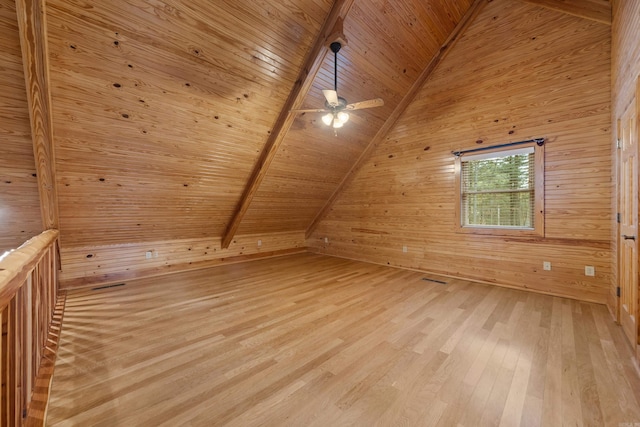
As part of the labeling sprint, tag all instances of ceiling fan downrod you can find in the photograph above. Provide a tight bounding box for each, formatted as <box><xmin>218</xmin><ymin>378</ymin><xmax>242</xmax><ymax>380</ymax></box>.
<box><xmin>330</xmin><ymin>41</ymin><xmax>341</xmax><ymax>92</ymax></box>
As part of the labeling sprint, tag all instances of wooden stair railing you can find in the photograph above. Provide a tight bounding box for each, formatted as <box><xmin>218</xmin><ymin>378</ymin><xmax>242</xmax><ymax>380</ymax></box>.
<box><xmin>0</xmin><ymin>230</ymin><xmax>63</xmax><ymax>426</ymax></box>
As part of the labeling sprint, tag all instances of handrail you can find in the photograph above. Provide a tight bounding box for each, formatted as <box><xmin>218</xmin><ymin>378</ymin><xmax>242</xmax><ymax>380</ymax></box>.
<box><xmin>0</xmin><ymin>230</ymin><xmax>59</xmax><ymax>309</ymax></box>
<box><xmin>0</xmin><ymin>229</ymin><xmax>61</xmax><ymax>426</ymax></box>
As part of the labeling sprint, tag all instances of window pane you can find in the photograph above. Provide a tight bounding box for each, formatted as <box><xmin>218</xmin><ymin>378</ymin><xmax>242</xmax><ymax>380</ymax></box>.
<box><xmin>461</xmin><ymin>152</ymin><xmax>534</xmax><ymax>228</ymax></box>
<box><xmin>463</xmin><ymin>191</ymin><xmax>533</xmax><ymax>227</ymax></box>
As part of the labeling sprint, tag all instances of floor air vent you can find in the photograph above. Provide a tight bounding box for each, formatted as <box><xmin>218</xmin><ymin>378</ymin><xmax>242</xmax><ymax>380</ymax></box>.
<box><xmin>92</xmin><ymin>283</ymin><xmax>126</xmax><ymax>291</ymax></box>
<box><xmin>422</xmin><ymin>277</ymin><xmax>447</xmax><ymax>285</ymax></box>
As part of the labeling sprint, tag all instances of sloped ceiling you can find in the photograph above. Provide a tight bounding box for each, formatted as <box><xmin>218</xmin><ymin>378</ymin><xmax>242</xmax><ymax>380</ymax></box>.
<box><xmin>236</xmin><ymin>0</ymin><xmax>476</xmax><ymax>236</ymax></box>
<box><xmin>46</xmin><ymin>0</ymin><xmax>333</xmax><ymax>246</ymax></box>
<box><xmin>10</xmin><ymin>0</ymin><xmax>604</xmax><ymax>250</ymax></box>
<box><xmin>44</xmin><ymin>0</ymin><xmax>476</xmax><ymax>247</ymax></box>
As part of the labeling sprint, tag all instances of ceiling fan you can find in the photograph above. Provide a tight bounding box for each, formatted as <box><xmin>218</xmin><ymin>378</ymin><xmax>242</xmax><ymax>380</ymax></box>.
<box><xmin>291</xmin><ymin>41</ymin><xmax>384</xmax><ymax>132</ymax></box>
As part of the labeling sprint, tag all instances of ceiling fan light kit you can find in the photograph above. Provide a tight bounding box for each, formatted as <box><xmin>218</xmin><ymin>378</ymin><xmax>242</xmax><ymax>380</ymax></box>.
<box><xmin>290</xmin><ymin>40</ymin><xmax>384</xmax><ymax>134</ymax></box>
<box><xmin>322</xmin><ymin>111</ymin><xmax>349</xmax><ymax>128</ymax></box>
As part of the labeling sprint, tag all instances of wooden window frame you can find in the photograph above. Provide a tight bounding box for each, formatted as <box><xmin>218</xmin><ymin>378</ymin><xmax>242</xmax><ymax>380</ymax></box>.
<box><xmin>454</xmin><ymin>142</ymin><xmax>544</xmax><ymax>237</ymax></box>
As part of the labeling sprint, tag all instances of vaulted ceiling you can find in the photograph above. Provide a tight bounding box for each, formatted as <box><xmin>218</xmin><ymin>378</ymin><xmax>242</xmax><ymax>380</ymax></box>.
<box><xmin>4</xmin><ymin>0</ymin><xmax>611</xmax><ymax>251</ymax></box>
<box><xmin>38</xmin><ymin>0</ymin><xmax>477</xmax><ymax>248</ymax></box>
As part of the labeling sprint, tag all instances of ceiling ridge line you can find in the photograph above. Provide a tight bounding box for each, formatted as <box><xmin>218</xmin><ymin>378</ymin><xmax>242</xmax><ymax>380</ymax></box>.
<box><xmin>305</xmin><ymin>0</ymin><xmax>491</xmax><ymax>240</ymax></box>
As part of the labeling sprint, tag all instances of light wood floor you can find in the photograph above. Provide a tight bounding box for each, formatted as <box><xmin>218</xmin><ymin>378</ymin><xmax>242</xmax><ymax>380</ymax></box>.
<box><xmin>47</xmin><ymin>253</ymin><xmax>640</xmax><ymax>426</ymax></box>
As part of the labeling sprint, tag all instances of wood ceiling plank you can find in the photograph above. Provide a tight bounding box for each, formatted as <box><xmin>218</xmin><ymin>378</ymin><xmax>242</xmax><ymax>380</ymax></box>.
<box><xmin>306</xmin><ymin>0</ymin><xmax>489</xmax><ymax>238</ymax></box>
<box><xmin>519</xmin><ymin>0</ymin><xmax>611</xmax><ymax>25</ymax></box>
<box><xmin>15</xmin><ymin>0</ymin><xmax>60</xmax><ymax>230</ymax></box>
<box><xmin>221</xmin><ymin>0</ymin><xmax>356</xmax><ymax>249</ymax></box>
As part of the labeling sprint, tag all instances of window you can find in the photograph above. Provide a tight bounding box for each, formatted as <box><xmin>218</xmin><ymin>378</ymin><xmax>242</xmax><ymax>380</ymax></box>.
<box><xmin>454</xmin><ymin>142</ymin><xmax>544</xmax><ymax>236</ymax></box>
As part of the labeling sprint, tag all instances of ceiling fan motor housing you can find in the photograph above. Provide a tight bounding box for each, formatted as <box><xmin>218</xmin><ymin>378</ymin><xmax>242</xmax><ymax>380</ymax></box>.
<box><xmin>325</xmin><ymin>96</ymin><xmax>348</xmax><ymax>110</ymax></box>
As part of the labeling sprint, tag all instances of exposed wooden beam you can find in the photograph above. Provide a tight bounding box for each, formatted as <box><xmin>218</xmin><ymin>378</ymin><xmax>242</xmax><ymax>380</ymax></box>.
<box><xmin>221</xmin><ymin>0</ymin><xmax>355</xmax><ymax>249</ymax></box>
<box><xmin>15</xmin><ymin>0</ymin><xmax>60</xmax><ymax>230</ymax></box>
<box><xmin>306</xmin><ymin>0</ymin><xmax>490</xmax><ymax>239</ymax></box>
<box><xmin>520</xmin><ymin>0</ymin><xmax>611</xmax><ymax>25</ymax></box>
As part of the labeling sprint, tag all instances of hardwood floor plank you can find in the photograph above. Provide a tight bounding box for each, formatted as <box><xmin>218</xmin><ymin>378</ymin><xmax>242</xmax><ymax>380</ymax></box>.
<box><xmin>520</xmin><ymin>311</ymin><xmax>550</xmax><ymax>427</ymax></box>
<box><xmin>561</xmin><ymin>300</ymin><xmax>584</xmax><ymax>426</ymax></box>
<box><xmin>573</xmin><ymin>303</ymin><xmax>605</xmax><ymax>426</ymax></box>
<box><xmin>479</xmin><ymin>339</ymin><xmax>518</xmax><ymax>427</ymax></box>
<box><xmin>459</xmin><ymin>336</ymin><xmax>509</xmax><ymax>426</ymax></box>
<box><xmin>46</xmin><ymin>253</ymin><xmax>640</xmax><ymax>426</ymax></box>
<box><xmin>499</xmin><ymin>298</ymin><xmax>539</xmax><ymax>426</ymax></box>
<box><xmin>541</xmin><ymin>297</ymin><xmax>564</xmax><ymax>426</ymax></box>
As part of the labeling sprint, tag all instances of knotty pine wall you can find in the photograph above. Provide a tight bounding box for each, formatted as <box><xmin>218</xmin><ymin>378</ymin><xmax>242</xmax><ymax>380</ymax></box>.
<box><xmin>611</xmin><ymin>0</ymin><xmax>640</xmax><ymax>315</ymax></box>
<box><xmin>308</xmin><ymin>0</ymin><xmax>612</xmax><ymax>304</ymax></box>
<box><xmin>59</xmin><ymin>231</ymin><xmax>304</xmax><ymax>288</ymax></box>
<box><xmin>0</xmin><ymin>0</ymin><xmax>43</xmax><ymax>253</ymax></box>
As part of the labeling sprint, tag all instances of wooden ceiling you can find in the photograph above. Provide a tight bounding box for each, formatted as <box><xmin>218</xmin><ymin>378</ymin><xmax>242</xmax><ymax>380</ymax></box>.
<box><xmin>5</xmin><ymin>0</ymin><xmax>611</xmax><ymax>251</ymax></box>
<box><xmin>39</xmin><ymin>0</ymin><xmax>474</xmax><ymax>247</ymax></box>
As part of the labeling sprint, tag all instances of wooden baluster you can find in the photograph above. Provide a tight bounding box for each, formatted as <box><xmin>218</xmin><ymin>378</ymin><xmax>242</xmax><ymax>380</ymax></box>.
<box><xmin>0</xmin><ymin>231</ymin><xmax>60</xmax><ymax>424</ymax></box>
<box><xmin>35</xmin><ymin>262</ymin><xmax>40</xmax><ymax>388</ymax></box>
<box><xmin>39</xmin><ymin>254</ymin><xmax>45</xmax><ymax>361</ymax></box>
<box><xmin>39</xmin><ymin>254</ymin><xmax>46</xmax><ymax>356</ymax></box>
<box><xmin>6</xmin><ymin>298</ymin><xmax>16</xmax><ymax>426</ymax></box>
<box><xmin>25</xmin><ymin>273</ymin><xmax>33</xmax><ymax>419</ymax></box>
<box><xmin>16</xmin><ymin>287</ymin><xmax>24</xmax><ymax>424</ymax></box>
<box><xmin>31</xmin><ymin>266</ymin><xmax>38</xmax><ymax>392</ymax></box>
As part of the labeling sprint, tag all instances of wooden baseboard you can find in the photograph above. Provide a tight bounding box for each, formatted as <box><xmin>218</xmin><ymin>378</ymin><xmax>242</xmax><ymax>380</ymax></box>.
<box><xmin>60</xmin><ymin>247</ymin><xmax>306</xmax><ymax>289</ymax></box>
<box><xmin>308</xmin><ymin>249</ymin><xmax>607</xmax><ymax>305</ymax></box>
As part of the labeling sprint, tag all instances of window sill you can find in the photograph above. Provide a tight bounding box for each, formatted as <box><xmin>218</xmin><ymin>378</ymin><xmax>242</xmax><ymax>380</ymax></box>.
<box><xmin>455</xmin><ymin>225</ymin><xmax>543</xmax><ymax>237</ymax></box>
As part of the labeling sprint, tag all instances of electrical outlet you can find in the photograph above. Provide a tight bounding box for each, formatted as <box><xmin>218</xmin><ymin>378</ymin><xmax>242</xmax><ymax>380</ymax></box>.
<box><xmin>543</xmin><ymin>261</ymin><xmax>551</xmax><ymax>271</ymax></box>
<box><xmin>257</xmin><ymin>239</ymin><xmax>262</xmax><ymax>247</ymax></box>
<box><xmin>324</xmin><ymin>237</ymin><xmax>329</xmax><ymax>244</ymax></box>
<box><xmin>145</xmin><ymin>251</ymin><xmax>152</xmax><ymax>259</ymax></box>
<box><xmin>154</xmin><ymin>250</ymin><xmax>158</xmax><ymax>258</ymax></box>
<box><xmin>585</xmin><ymin>266</ymin><xmax>595</xmax><ymax>276</ymax></box>
<box><xmin>402</xmin><ymin>245</ymin><xmax>408</xmax><ymax>253</ymax></box>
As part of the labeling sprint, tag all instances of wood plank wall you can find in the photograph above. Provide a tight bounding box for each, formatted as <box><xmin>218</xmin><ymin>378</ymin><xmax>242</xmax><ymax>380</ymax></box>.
<box><xmin>0</xmin><ymin>0</ymin><xmax>42</xmax><ymax>253</ymax></box>
<box><xmin>611</xmin><ymin>0</ymin><xmax>640</xmax><ymax>316</ymax></box>
<box><xmin>308</xmin><ymin>0</ymin><xmax>612</xmax><ymax>304</ymax></box>
<box><xmin>59</xmin><ymin>230</ymin><xmax>305</xmax><ymax>288</ymax></box>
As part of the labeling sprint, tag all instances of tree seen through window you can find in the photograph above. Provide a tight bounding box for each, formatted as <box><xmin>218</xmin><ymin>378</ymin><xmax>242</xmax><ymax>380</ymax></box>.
<box><xmin>460</xmin><ymin>148</ymin><xmax>534</xmax><ymax>228</ymax></box>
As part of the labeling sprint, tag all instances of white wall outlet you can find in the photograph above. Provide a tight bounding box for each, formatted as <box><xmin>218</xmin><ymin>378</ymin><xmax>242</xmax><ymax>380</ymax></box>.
<box><xmin>543</xmin><ymin>261</ymin><xmax>551</xmax><ymax>271</ymax></box>
<box><xmin>257</xmin><ymin>239</ymin><xmax>262</xmax><ymax>247</ymax></box>
<box><xmin>324</xmin><ymin>237</ymin><xmax>329</xmax><ymax>243</ymax></box>
<box><xmin>402</xmin><ymin>245</ymin><xmax>408</xmax><ymax>253</ymax></box>
<box><xmin>145</xmin><ymin>251</ymin><xmax>152</xmax><ymax>259</ymax></box>
<box><xmin>585</xmin><ymin>266</ymin><xmax>595</xmax><ymax>276</ymax></box>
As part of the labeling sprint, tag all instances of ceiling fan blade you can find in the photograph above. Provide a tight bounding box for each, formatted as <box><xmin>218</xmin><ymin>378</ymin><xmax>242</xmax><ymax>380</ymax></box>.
<box><xmin>345</xmin><ymin>98</ymin><xmax>384</xmax><ymax>111</ymax></box>
<box><xmin>322</xmin><ymin>89</ymin><xmax>339</xmax><ymax>107</ymax></box>
<box><xmin>290</xmin><ymin>108</ymin><xmax>329</xmax><ymax>114</ymax></box>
